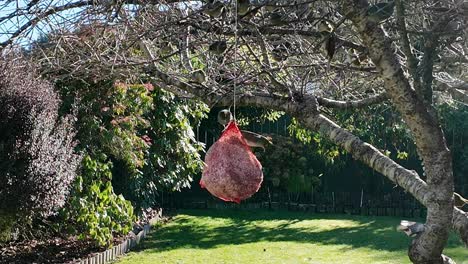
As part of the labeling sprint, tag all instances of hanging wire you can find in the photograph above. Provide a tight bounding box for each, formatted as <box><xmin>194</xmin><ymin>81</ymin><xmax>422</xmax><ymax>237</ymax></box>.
<box><xmin>233</xmin><ymin>0</ymin><xmax>238</xmax><ymax>121</ymax></box>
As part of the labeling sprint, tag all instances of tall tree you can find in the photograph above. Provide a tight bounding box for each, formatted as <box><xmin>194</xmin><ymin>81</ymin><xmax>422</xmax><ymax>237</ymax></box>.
<box><xmin>1</xmin><ymin>0</ymin><xmax>467</xmax><ymax>262</ymax></box>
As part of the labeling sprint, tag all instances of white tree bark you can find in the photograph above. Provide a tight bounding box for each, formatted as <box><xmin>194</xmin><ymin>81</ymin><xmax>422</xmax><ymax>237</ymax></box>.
<box><xmin>342</xmin><ymin>0</ymin><xmax>458</xmax><ymax>262</ymax></box>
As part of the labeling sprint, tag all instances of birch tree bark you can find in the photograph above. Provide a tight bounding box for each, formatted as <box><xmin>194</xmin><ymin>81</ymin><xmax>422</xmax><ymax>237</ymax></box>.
<box><xmin>342</xmin><ymin>1</ymin><xmax>455</xmax><ymax>262</ymax></box>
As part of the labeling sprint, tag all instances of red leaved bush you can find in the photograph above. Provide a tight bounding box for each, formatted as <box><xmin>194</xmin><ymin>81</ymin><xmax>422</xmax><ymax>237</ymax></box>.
<box><xmin>200</xmin><ymin>121</ymin><xmax>263</xmax><ymax>203</ymax></box>
<box><xmin>0</xmin><ymin>57</ymin><xmax>81</xmax><ymax>220</ymax></box>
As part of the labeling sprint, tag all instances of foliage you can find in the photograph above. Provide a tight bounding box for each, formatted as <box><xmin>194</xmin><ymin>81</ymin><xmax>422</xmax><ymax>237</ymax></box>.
<box><xmin>56</xmin><ymin>80</ymin><xmax>145</xmax><ymax>246</ymax></box>
<box><xmin>285</xmin><ymin>103</ymin><xmax>468</xmax><ymax>192</ymax></box>
<box><xmin>60</xmin><ymin>155</ymin><xmax>134</xmax><ymax>246</ymax></box>
<box><xmin>256</xmin><ymin>136</ymin><xmax>323</xmax><ymax>194</ymax></box>
<box><xmin>288</xmin><ymin>118</ymin><xmax>313</xmax><ymax>144</ymax></box>
<box><xmin>231</xmin><ymin>107</ymin><xmax>285</xmax><ymax>127</ymax></box>
<box><xmin>437</xmin><ymin>102</ymin><xmax>468</xmax><ymax>190</ymax></box>
<box><xmin>113</xmin><ymin>87</ymin><xmax>208</xmax><ymax>209</ymax></box>
<box><xmin>98</xmin><ymin>81</ymin><xmax>153</xmax><ymax>170</ymax></box>
<box><xmin>288</xmin><ymin>103</ymin><xmax>416</xmax><ymax>164</ymax></box>
<box><xmin>56</xmin><ymin>79</ymin><xmax>207</xmax><ymax>246</ymax></box>
<box><xmin>279</xmin><ymin>105</ymin><xmax>419</xmax><ymax>193</ymax></box>
<box><xmin>0</xmin><ymin>58</ymin><xmax>81</xmax><ymax>241</ymax></box>
<box><xmin>331</xmin><ymin>103</ymin><xmax>416</xmax><ymax>160</ymax></box>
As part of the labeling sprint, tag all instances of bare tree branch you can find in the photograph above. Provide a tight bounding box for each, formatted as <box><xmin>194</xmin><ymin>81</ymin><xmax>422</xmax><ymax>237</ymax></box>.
<box><xmin>435</xmin><ymin>72</ymin><xmax>468</xmax><ymax>91</ymax></box>
<box><xmin>0</xmin><ymin>0</ymin><xmax>94</xmax><ymax>48</ymax></box>
<box><xmin>317</xmin><ymin>92</ymin><xmax>388</xmax><ymax>108</ymax></box>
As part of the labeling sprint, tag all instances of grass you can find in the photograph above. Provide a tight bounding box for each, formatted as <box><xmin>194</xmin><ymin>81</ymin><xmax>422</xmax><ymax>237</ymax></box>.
<box><xmin>116</xmin><ymin>209</ymin><xmax>468</xmax><ymax>264</ymax></box>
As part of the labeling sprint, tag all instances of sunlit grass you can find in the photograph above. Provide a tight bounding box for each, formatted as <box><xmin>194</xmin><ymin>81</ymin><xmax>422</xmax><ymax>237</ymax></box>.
<box><xmin>115</xmin><ymin>209</ymin><xmax>468</xmax><ymax>264</ymax></box>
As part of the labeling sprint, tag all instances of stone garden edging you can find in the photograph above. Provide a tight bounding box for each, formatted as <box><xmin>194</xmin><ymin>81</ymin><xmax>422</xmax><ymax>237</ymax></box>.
<box><xmin>67</xmin><ymin>208</ymin><xmax>162</xmax><ymax>264</ymax></box>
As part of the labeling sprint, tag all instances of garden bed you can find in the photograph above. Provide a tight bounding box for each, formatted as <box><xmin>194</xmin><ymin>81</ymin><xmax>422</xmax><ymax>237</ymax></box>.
<box><xmin>0</xmin><ymin>236</ymin><xmax>107</xmax><ymax>264</ymax></box>
<box><xmin>0</xmin><ymin>208</ymin><xmax>163</xmax><ymax>264</ymax></box>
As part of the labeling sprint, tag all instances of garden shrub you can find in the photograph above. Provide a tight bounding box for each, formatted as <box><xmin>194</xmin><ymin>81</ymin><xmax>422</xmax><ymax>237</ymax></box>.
<box><xmin>0</xmin><ymin>58</ymin><xmax>81</xmax><ymax>242</ymax></box>
<box><xmin>55</xmin><ymin>79</ymin><xmax>206</xmax><ymax>246</ymax></box>
<box><xmin>56</xmin><ymin>80</ymin><xmax>142</xmax><ymax>246</ymax></box>
<box><xmin>60</xmin><ymin>154</ymin><xmax>134</xmax><ymax>246</ymax></box>
<box><xmin>112</xmin><ymin>87</ymin><xmax>207</xmax><ymax>209</ymax></box>
<box><xmin>256</xmin><ymin>135</ymin><xmax>322</xmax><ymax>195</ymax></box>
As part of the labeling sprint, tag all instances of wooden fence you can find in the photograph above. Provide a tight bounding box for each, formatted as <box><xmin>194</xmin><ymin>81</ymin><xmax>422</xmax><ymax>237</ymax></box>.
<box><xmin>161</xmin><ymin>191</ymin><xmax>427</xmax><ymax>218</ymax></box>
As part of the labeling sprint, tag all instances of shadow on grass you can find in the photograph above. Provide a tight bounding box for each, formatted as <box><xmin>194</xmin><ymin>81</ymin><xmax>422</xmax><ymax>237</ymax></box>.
<box><xmin>134</xmin><ymin>209</ymin><xmax>464</xmax><ymax>255</ymax></box>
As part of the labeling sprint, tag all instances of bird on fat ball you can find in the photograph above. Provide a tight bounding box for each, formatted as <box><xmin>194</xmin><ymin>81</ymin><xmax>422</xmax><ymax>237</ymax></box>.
<box><xmin>217</xmin><ymin>109</ymin><xmax>273</xmax><ymax>151</ymax></box>
<box><xmin>217</xmin><ymin>109</ymin><xmax>232</xmax><ymax>127</ymax></box>
<box><xmin>241</xmin><ymin>130</ymin><xmax>273</xmax><ymax>151</ymax></box>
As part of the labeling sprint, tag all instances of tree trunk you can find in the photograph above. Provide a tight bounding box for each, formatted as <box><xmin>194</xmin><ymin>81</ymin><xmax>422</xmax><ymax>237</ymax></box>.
<box><xmin>329</xmin><ymin>1</ymin><xmax>455</xmax><ymax>262</ymax></box>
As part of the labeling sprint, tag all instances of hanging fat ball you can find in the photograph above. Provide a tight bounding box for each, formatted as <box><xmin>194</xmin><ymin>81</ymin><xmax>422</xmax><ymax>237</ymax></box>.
<box><xmin>217</xmin><ymin>109</ymin><xmax>233</xmax><ymax>127</ymax></box>
<box><xmin>201</xmin><ymin>121</ymin><xmax>263</xmax><ymax>204</ymax></box>
<box><xmin>203</xmin><ymin>0</ymin><xmax>225</xmax><ymax>18</ymax></box>
<box><xmin>190</xmin><ymin>69</ymin><xmax>206</xmax><ymax>83</ymax></box>
<box><xmin>454</xmin><ymin>192</ymin><xmax>468</xmax><ymax>208</ymax></box>
<box><xmin>209</xmin><ymin>40</ymin><xmax>227</xmax><ymax>55</ymax></box>
<box><xmin>237</xmin><ymin>0</ymin><xmax>250</xmax><ymax>16</ymax></box>
<box><xmin>241</xmin><ymin>130</ymin><xmax>273</xmax><ymax>151</ymax></box>
<box><xmin>367</xmin><ymin>1</ymin><xmax>395</xmax><ymax>23</ymax></box>
<box><xmin>397</xmin><ymin>220</ymin><xmax>425</xmax><ymax>237</ymax></box>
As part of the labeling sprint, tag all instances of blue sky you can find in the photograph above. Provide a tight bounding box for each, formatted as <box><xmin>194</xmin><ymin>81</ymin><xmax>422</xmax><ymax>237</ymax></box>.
<box><xmin>0</xmin><ymin>0</ymin><xmax>203</xmax><ymax>47</ymax></box>
<box><xmin>0</xmin><ymin>0</ymin><xmax>86</xmax><ymax>46</ymax></box>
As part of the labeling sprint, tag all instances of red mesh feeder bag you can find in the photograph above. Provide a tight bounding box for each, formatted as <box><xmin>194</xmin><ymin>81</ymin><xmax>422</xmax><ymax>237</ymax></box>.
<box><xmin>200</xmin><ymin>121</ymin><xmax>263</xmax><ymax>203</ymax></box>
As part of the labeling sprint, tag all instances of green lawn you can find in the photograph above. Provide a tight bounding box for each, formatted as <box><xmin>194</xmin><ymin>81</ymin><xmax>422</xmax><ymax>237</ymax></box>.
<box><xmin>116</xmin><ymin>209</ymin><xmax>467</xmax><ymax>264</ymax></box>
